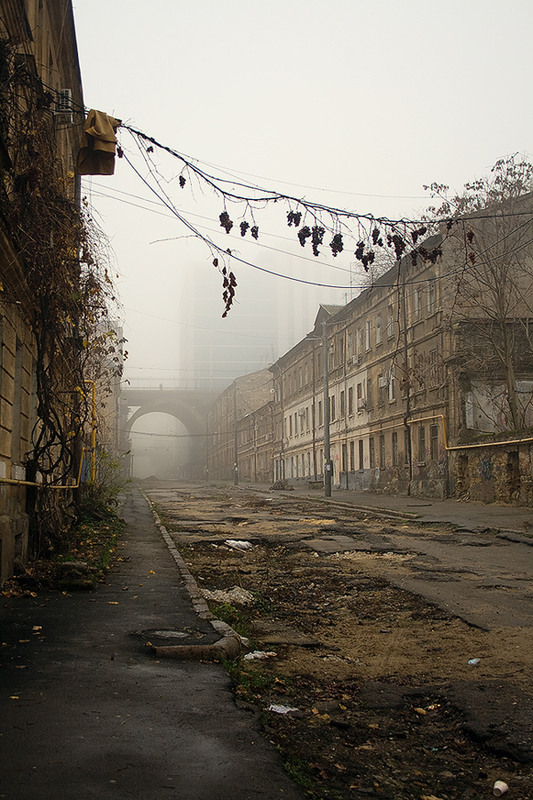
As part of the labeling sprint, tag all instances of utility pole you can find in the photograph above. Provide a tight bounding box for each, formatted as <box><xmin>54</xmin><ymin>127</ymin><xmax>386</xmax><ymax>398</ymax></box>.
<box><xmin>323</xmin><ymin>320</ymin><xmax>332</xmax><ymax>497</ymax></box>
<box><xmin>401</xmin><ymin>275</ymin><xmax>413</xmax><ymax>495</ymax></box>
<box><xmin>233</xmin><ymin>387</ymin><xmax>239</xmax><ymax>485</ymax></box>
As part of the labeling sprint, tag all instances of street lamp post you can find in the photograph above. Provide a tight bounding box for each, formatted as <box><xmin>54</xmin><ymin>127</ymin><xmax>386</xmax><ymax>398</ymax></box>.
<box><xmin>322</xmin><ymin>320</ymin><xmax>332</xmax><ymax>497</ymax></box>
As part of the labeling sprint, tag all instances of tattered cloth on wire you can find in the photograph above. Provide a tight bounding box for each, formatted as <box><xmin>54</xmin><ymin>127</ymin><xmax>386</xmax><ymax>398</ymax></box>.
<box><xmin>77</xmin><ymin>109</ymin><xmax>121</xmax><ymax>175</ymax></box>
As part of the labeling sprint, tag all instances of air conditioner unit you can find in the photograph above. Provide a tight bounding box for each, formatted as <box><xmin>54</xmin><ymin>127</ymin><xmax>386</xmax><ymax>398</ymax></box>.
<box><xmin>378</xmin><ymin>375</ymin><xmax>388</xmax><ymax>389</ymax></box>
<box><xmin>55</xmin><ymin>89</ymin><xmax>73</xmax><ymax>124</ymax></box>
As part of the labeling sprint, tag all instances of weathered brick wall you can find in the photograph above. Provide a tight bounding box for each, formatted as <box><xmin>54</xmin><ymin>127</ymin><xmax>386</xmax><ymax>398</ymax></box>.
<box><xmin>0</xmin><ymin>292</ymin><xmax>36</xmax><ymax>582</ymax></box>
<box><xmin>450</xmin><ymin>444</ymin><xmax>533</xmax><ymax>506</ymax></box>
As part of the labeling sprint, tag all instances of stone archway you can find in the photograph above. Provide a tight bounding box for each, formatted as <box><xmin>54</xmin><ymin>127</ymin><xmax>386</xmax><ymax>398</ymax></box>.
<box><xmin>121</xmin><ymin>390</ymin><xmax>211</xmax><ymax>480</ymax></box>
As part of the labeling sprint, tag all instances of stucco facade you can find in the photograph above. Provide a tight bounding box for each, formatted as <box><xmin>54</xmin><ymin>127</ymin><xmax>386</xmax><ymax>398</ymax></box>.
<box><xmin>207</xmin><ymin>369</ymin><xmax>273</xmax><ymax>483</ymax></box>
<box><xmin>207</xmin><ymin>194</ymin><xmax>533</xmax><ymax>505</ymax></box>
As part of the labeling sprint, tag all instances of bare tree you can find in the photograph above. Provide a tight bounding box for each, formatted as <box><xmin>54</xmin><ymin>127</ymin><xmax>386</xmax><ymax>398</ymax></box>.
<box><xmin>425</xmin><ymin>156</ymin><xmax>533</xmax><ymax>431</ymax></box>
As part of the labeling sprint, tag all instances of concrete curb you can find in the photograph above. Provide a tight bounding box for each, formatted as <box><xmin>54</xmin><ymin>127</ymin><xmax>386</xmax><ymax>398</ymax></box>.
<box><xmin>138</xmin><ymin>488</ymin><xmax>244</xmax><ymax>654</ymax></box>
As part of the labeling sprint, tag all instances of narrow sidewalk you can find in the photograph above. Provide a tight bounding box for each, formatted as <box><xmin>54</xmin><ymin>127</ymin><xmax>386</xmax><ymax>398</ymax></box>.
<box><xmin>249</xmin><ymin>481</ymin><xmax>533</xmax><ymax>537</ymax></box>
<box><xmin>0</xmin><ymin>488</ymin><xmax>305</xmax><ymax>800</ymax></box>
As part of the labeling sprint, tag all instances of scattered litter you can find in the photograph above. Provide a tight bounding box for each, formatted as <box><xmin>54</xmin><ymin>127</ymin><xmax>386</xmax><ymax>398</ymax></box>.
<box><xmin>243</xmin><ymin>650</ymin><xmax>277</xmax><ymax>661</ymax></box>
<box><xmin>224</xmin><ymin>540</ymin><xmax>254</xmax><ymax>551</ymax></box>
<box><xmin>493</xmin><ymin>781</ymin><xmax>509</xmax><ymax>797</ymax></box>
<box><xmin>379</xmin><ymin>629</ymin><xmax>391</xmax><ymax>634</ymax></box>
<box><xmin>414</xmin><ymin>707</ymin><xmax>427</xmax><ymax>716</ymax></box>
<box><xmin>268</xmin><ymin>704</ymin><xmax>299</xmax><ymax>714</ymax></box>
<box><xmin>202</xmin><ymin>586</ymin><xmax>254</xmax><ymax>605</ymax></box>
<box><xmin>467</xmin><ymin>658</ymin><xmax>481</xmax><ymax>666</ymax></box>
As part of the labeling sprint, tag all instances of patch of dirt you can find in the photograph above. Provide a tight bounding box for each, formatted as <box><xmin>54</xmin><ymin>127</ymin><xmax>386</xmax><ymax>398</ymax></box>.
<box><xmin>151</xmin><ymin>487</ymin><xmax>533</xmax><ymax>800</ymax></box>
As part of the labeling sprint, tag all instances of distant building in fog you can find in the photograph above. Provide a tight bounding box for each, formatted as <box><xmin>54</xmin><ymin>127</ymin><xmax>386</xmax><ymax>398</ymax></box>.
<box><xmin>178</xmin><ymin>263</ymin><xmax>344</xmax><ymax>391</ymax></box>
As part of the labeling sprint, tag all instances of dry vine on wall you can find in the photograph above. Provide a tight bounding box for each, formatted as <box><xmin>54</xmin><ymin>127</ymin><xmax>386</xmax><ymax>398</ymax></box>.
<box><xmin>0</xmin><ymin>41</ymin><xmax>123</xmax><ymax>551</ymax></box>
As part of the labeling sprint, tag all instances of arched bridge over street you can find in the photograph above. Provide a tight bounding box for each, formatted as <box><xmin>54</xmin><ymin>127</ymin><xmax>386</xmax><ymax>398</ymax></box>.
<box><xmin>121</xmin><ymin>387</ymin><xmax>220</xmax><ymax>477</ymax></box>
<box><xmin>122</xmin><ymin>387</ymin><xmax>220</xmax><ymax>437</ymax></box>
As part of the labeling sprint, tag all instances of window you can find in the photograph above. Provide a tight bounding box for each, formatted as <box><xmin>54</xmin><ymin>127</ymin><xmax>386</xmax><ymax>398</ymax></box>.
<box><xmin>375</xmin><ymin>315</ymin><xmax>382</xmax><ymax>344</ymax></box>
<box><xmin>347</xmin><ymin>330</ymin><xmax>353</xmax><ymax>360</ymax></box>
<box><xmin>342</xmin><ymin>443</ymin><xmax>347</xmax><ymax>472</ymax></box>
<box><xmin>369</xmin><ymin>437</ymin><xmax>375</xmax><ymax>468</ymax></box>
<box><xmin>429</xmin><ymin>349</ymin><xmax>438</xmax><ymax>386</ymax></box>
<box><xmin>365</xmin><ymin>320</ymin><xmax>372</xmax><ymax>350</ymax></box>
<box><xmin>404</xmin><ymin>429</ymin><xmax>410</xmax><ymax>464</ymax></box>
<box><xmin>299</xmin><ymin>412</ymin><xmax>304</xmax><ymax>435</ymax></box>
<box><xmin>379</xmin><ymin>434</ymin><xmax>386</xmax><ymax>468</ymax></box>
<box><xmin>330</xmin><ymin>395</ymin><xmax>336</xmax><ymax>421</ymax></box>
<box><xmin>388</xmin><ymin>370</ymin><xmax>395</xmax><ymax>401</ymax></box>
<box><xmin>349</xmin><ymin>440</ymin><xmax>355</xmax><ymax>471</ymax></box>
<box><xmin>367</xmin><ymin>377</ymin><xmax>373</xmax><ymax>409</ymax></box>
<box><xmin>428</xmin><ymin>279</ymin><xmax>436</xmax><ymax>314</ymax></box>
<box><xmin>358</xmin><ymin>439</ymin><xmax>364</xmax><ymax>470</ymax></box>
<box><xmin>348</xmin><ymin>386</ymin><xmax>354</xmax><ymax>416</ymax></box>
<box><xmin>318</xmin><ymin>400</ymin><xmax>323</xmax><ymax>426</ymax></box>
<box><xmin>338</xmin><ymin>335</ymin><xmax>345</xmax><ymax>364</ymax></box>
<box><xmin>430</xmin><ymin>424</ymin><xmax>439</xmax><ymax>461</ymax></box>
<box><xmin>289</xmin><ymin>415</ymin><xmax>293</xmax><ymax>437</ymax></box>
<box><xmin>305</xmin><ymin>406</ymin><xmax>310</xmax><ymax>431</ymax></box>
<box><xmin>415</xmin><ymin>287</ymin><xmax>423</xmax><ymax>320</ymax></box>
<box><xmin>387</xmin><ymin>305</ymin><xmax>394</xmax><ymax>338</ymax></box>
<box><xmin>307</xmin><ymin>451</ymin><xmax>311</xmax><ymax>475</ymax></box>
<box><xmin>340</xmin><ymin>390</ymin><xmax>345</xmax><ymax>417</ymax></box>
<box><xmin>356</xmin><ymin>381</ymin><xmax>364</xmax><ymax>411</ymax></box>
<box><xmin>294</xmin><ymin>412</ymin><xmax>298</xmax><ymax>437</ymax></box>
<box><xmin>377</xmin><ymin>374</ymin><xmax>386</xmax><ymax>405</ymax></box>
<box><xmin>392</xmin><ymin>431</ymin><xmax>398</xmax><ymax>466</ymax></box>
<box><xmin>356</xmin><ymin>327</ymin><xmax>362</xmax><ymax>355</ymax></box>
<box><xmin>418</xmin><ymin>425</ymin><xmax>426</xmax><ymax>462</ymax></box>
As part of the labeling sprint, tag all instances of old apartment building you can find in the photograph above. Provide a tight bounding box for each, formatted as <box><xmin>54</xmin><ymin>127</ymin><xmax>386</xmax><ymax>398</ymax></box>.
<box><xmin>207</xmin><ymin>369</ymin><xmax>273</xmax><ymax>483</ymax></box>
<box><xmin>208</xmin><ymin>192</ymin><xmax>533</xmax><ymax>505</ymax></box>
<box><xmin>0</xmin><ymin>1</ymin><xmax>109</xmax><ymax>582</ymax></box>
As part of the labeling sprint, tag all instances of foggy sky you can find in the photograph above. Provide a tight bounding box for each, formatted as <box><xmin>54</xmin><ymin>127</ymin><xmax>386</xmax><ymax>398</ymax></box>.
<box><xmin>72</xmin><ymin>0</ymin><xmax>533</xmax><ymax>391</ymax></box>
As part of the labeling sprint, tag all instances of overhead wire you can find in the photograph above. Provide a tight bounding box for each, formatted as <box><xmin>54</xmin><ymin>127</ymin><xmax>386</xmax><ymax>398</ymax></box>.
<box><xmin>101</xmin><ymin>146</ymin><xmax>533</xmax><ymax>293</ymax></box>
